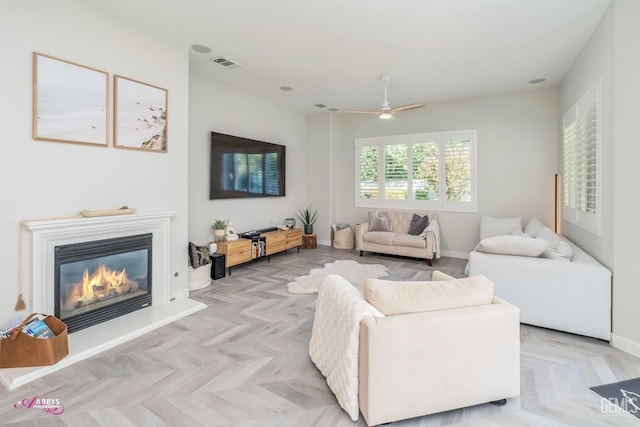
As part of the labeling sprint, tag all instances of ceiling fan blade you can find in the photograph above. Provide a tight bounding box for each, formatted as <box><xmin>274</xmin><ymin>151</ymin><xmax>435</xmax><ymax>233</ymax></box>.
<box><xmin>344</xmin><ymin>110</ymin><xmax>382</xmax><ymax>114</ymax></box>
<box><xmin>390</xmin><ymin>103</ymin><xmax>425</xmax><ymax>113</ymax></box>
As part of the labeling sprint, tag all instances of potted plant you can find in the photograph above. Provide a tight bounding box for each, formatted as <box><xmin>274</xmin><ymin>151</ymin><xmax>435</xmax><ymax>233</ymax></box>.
<box><xmin>212</xmin><ymin>219</ymin><xmax>227</xmax><ymax>240</ymax></box>
<box><xmin>296</xmin><ymin>205</ymin><xmax>319</xmax><ymax>235</ymax></box>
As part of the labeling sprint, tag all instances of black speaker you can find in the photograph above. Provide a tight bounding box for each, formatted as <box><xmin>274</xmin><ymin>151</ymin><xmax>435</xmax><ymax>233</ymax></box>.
<box><xmin>210</xmin><ymin>253</ymin><xmax>226</xmax><ymax>280</ymax></box>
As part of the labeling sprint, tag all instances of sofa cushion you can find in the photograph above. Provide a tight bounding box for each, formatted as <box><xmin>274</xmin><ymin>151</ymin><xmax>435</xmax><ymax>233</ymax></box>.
<box><xmin>363</xmin><ymin>231</ymin><xmax>397</xmax><ymax>245</ymax></box>
<box><xmin>475</xmin><ymin>235</ymin><xmax>547</xmax><ymax>257</ymax></box>
<box><xmin>363</xmin><ymin>276</ymin><xmax>495</xmax><ymax>316</ymax></box>
<box><xmin>536</xmin><ymin>227</ymin><xmax>573</xmax><ymax>261</ymax></box>
<box><xmin>392</xmin><ymin>233</ymin><xmax>427</xmax><ymax>249</ymax></box>
<box><xmin>368</xmin><ymin>211</ymin><xmax>391</xmax><ymax>232</ymax></box>
<box><xmin>480</xmin><ymin>216</ymin><xmax>522</xmax><ymax>240</ymax></box>
<box><xmin>407</xmin><ymin>213</ymin><xmax>430</xmax><ymax>235</ymax></box>
<box><xmin>432</xmin><ymin>271</ymin><xmax>455</xmax><ymax>281</ymax></box>
<box><xmin>524</xmin><ymin>218</ymin><xmax>546</xmax><ymax>238</ymax></box>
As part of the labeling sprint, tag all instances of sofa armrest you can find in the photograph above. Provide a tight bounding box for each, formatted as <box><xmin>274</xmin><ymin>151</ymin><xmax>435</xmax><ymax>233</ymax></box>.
<box><xmin>359</xmin><ymin>298</ymin><xmax>520</xmax><ymax>425</ymax></box>
<box><xmin>356</xmin><ymin>221</ymin><xmax>369</xmax><ymax>251</ymax></box>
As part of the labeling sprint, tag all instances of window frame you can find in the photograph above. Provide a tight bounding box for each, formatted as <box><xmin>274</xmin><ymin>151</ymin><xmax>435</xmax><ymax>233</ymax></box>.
<box><xmin>562</xmin><ymin>79</ymin><xmax>601</xmax><ymax>236</ymax></box>
<box><xmin>355</xmin><ymin>130</ymin><xmax>477</xmax><ymax>212</ymax></box>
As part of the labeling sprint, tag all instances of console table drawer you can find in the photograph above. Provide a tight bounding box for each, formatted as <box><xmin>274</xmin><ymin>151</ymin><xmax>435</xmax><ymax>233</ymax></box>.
<box><xmin>217</xmin><ymin>239</ymin><xmax>251</xmax><ymax>268</ymax></box>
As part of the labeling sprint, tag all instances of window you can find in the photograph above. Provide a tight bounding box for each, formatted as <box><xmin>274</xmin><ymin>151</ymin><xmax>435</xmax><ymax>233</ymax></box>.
<box><xmin>562</xmin><ymin>80</ymin><xmax>600</xmax><ymax>235</ymax></box>
<box><xmin>355</xmin><ymin>130</ymin><xmax>477</xmax><ymax>212</ymax></box>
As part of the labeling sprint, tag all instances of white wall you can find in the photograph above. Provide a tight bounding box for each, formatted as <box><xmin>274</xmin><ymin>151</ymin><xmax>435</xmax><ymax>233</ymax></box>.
<box><xmin>560</xmin><ymin>3</ymin><xmax>615</xmax><ymax>269</ymax></box>
<box><xmin>188</xmin><ymin>72</ymin><xmax>307</xmax><ymax>242</ymax></box>
<box><xmin>561</xmin><ymin>0</ymin><xmax>640</xmax><ymax>357</ymax></box>
<box><xmin>310</xmin><ymin>87</ymin><xmax>560</xmax><ymax>256</ymax></box>
<box><xmin>0</xmin><ymin>2</ymin><xmax>190</xmax><ymax>325</ymax></box>
<box><xmin>611</xmin><ymin>0</ymin><xmax>640</xmax><ymax>356</ymax></box>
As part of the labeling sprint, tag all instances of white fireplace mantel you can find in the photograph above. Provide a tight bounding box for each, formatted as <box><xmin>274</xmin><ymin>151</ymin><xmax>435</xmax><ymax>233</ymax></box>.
<box><xmin>24</xmin><ymin>211</ymin><xmax>176</xmax><ymax>314</ymax></box>
<box><xmin>0</xmin><ymin>211</ymin><xmax>207</xmax><ymax>390</ymax></box>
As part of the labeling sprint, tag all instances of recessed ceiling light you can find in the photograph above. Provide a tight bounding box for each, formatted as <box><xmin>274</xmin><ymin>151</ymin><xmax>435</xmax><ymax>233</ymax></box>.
<box><xmin>328</xmin><ymin>108</ymin><xmax>339</xmax><ymax>112</ymax></box>
<box><xmin>279</xmin><ymin>86</ymin><xmax>293</xmax><ymax>91</ymax></box>
<box><xmin>528</xmin><ymin>78</ymin><xmax>546</xmax><ymax>84</ymax></box>
<box><xmin>191</xmin><ymin>44</ymin><xmax>211</xmax><ymax>54</ymax></box>
<box><xmin>314</xmin><ymin>104</ymin><xmax>327</xmax><ymax>108</ymax></box>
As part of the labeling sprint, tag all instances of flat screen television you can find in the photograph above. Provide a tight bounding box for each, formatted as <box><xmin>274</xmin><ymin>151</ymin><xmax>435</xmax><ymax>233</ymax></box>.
<box><xmin>210</xmin><ymin>132</ymin><xmax>286</xmax><ymax>200</ymax></box>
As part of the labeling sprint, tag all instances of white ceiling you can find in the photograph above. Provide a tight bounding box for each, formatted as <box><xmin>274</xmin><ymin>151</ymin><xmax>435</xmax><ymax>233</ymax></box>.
<box><xmin>81</xmin><ymin>0</ymin><xmax>611</xmax><ymax>115</ymax></box>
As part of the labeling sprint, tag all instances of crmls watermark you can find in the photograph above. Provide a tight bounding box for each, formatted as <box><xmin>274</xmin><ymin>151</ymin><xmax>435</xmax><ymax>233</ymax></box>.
<box><xmin>13</xmin><ymin>396</ymin><xmax>64</xmax><ymax>415</ymax></box>
<box><xmin>600</xmin><ymin>389</ymin><xmax>640</xmax><ymax>416</ymax></box>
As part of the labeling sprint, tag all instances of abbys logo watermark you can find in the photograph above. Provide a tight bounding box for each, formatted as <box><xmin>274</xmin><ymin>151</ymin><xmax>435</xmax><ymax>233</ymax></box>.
<box><xmin>601</xmin><ymin>388</ymin><xmax>640</xmax><ymax>416</ymax></box>
<box><xmin>13</xmin><ymin>395</ymin><xmax>64</xmax><ymax>415</ymax></box>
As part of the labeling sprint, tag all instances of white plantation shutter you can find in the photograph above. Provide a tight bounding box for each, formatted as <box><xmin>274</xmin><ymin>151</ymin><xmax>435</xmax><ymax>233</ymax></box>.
<box><xmin>384</xmin><ymin>144</ymin><xmax>408</xmax><ymax>200</ymax></box>
<box><xmin>562</xmin><ymin>80</ymin><xmax>600</xmax><ymax>235</ymax></box>
<box><xmin>356</xmin><ymin>130</ymin><xmax>476</xmax><ymax>212</ymax></box>
<box><xmin>445</xmin><ymin>139</ymin><xmax>472</xmax><ymax>202</ymax></box>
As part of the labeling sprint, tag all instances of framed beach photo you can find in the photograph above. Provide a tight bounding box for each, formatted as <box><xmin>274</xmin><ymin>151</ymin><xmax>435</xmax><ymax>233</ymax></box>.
<box><xmin>114</xmin><ymin>75</ymin><xmax>168</xmax><ymax>152</ymax></box>
<box><xmin>32</xmin><ymin>52</ymin><xmax>109</xmax><ymax>146</ymax></box>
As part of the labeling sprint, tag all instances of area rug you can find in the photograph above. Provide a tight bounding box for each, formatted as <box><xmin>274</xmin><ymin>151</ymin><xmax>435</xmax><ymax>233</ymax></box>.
<box><xmin>287</xmin><ymin>260</ymin><xmax>389</xmax><ymax>294</ymax></box>
<box><xmin>591</xmin><ymin>377</ymin><xmax>640</xmax><ymax>418</ymax></box>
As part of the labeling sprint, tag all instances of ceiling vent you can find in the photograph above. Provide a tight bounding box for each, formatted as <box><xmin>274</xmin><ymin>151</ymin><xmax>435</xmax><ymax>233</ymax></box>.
<box><xmin>209</xmin><ymin>56</ymin><xmax>243</xmax><ymax>69</ymax></box>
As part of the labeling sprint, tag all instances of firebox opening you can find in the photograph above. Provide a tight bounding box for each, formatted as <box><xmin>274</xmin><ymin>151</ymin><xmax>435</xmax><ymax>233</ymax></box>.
<box><xmin>54</xmin><ymin>233</ymin><xmax>152</xmax><ymax>333</ymax></box>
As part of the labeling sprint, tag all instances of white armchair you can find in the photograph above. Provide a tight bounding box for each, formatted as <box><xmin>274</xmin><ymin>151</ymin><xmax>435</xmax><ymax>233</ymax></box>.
<box><xmin>359</xmin><ymin>296</ymin><xmax>520</xmax><ymax>425</ymax></box>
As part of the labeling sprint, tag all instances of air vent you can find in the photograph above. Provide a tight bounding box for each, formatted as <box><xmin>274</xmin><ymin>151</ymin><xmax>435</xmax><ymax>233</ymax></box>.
<box><xmin>209</xmin><ymin>56</ymin><xmax>243</xmax><ymax>69</ymax></box>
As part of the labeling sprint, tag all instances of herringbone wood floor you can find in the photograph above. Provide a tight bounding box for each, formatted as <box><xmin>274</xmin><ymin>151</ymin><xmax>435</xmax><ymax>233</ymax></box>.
<box><xmin>1</xmin><ymin>246</ymin><xmax>639</xmax><ymax>426</ymax></box>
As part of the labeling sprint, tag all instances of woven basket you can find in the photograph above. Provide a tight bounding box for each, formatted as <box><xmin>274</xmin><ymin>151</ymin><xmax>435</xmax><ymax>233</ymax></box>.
<box><xmin>0</xmin><ymin>313</ymin><xmax>69</xmax><ymax>368</ymax></box>
<box><xmin>333</xmin><ymin>228</ymin><xmax>354</xmax><ymax>250</ymax></box>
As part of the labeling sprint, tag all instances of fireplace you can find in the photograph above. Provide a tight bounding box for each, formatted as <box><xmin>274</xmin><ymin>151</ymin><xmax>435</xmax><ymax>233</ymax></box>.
<box><xmin>54</xmin><ymin>233</ymin><xmax>152</xmax><ymax>333</ymax></box>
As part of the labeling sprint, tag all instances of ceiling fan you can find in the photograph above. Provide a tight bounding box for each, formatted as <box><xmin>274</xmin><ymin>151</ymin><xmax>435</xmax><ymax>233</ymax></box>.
<box><xmin>345</xmin><ymin>75</ymin><xmax>425</xmax><ymax>119</ymax></box>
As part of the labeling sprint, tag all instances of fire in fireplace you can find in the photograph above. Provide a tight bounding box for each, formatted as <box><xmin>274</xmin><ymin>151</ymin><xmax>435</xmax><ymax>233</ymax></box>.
<box><xmin>54</xmin><ymin>234</ymin><xmax>152</xmax><ymax>333</ymax></box>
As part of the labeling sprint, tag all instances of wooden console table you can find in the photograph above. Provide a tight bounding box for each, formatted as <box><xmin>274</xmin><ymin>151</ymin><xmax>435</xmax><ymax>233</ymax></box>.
<box><xmin>216</xmin><ymin>228</ymin><xmax>302</xmax><ymax>274</ymax></box>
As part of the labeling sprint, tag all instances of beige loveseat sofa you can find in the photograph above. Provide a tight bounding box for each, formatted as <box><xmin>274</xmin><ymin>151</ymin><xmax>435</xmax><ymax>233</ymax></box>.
<box><xmin>356</xmin><ymin>210</ymin><xmax>440</xmax><ymax>265</ymax></box>
<box><xmin>309</xmin><ymin>274</ymin><xmax>520</xmax><ymax>426</ymax></box>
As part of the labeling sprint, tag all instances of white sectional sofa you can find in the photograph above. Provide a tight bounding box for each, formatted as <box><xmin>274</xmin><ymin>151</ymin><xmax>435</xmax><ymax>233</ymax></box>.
<box><xmin>356</xmin><ymin>210</ymin><xmax>440</xmax><ymax>265</ymax></box>
<box><xmin>467</xmin><ymin>217</ymin><xmax>612</xmax><ymax>340</ymax></box>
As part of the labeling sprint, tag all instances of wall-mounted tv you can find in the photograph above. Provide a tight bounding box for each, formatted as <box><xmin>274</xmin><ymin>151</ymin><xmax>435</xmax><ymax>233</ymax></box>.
<box><xmin>210</xmin><ymin>132</ymin><xmax>286</xmax><ymax>200</ymax></box>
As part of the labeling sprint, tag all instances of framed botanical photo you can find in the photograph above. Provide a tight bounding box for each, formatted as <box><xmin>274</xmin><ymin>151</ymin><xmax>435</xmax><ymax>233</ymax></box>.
<box><xmin>114</xmin><ymin>75</ymin><xmax>168</xmax><ymax>152</ymax></box>
<box><xmin>32</xmin><ymin>52</ymin><xmax>109</xmax><ymax>146</ymax></box>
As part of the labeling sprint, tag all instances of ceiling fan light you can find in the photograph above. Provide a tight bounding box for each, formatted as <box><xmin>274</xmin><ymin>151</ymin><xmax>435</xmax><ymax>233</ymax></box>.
<box><xmin>379</xmin><ymin>112</ymin><xmax>393</xmax><ymax>120</ymax></box>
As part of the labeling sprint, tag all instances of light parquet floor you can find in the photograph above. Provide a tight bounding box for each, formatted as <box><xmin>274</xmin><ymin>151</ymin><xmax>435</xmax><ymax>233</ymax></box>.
<box><xmin>1</xmin><ymin>246</ymin><xmax>639</xmax><ymax>426</ymax></box>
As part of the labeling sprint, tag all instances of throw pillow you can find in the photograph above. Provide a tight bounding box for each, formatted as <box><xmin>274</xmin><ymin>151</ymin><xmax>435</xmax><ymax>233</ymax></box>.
<box><xmin>188</xmin><ymin>242</ymin><xmax>211</xmax><ymax>269</ymax></box>
<box><xmin>524</xmin><ymin>218</ymin><xmax>546</xmax><ymax>238</ymax></box>
<box><xmin>480</xmin><ymin>216</ymin><xmax>523</xmax><ymax>240</ymax></box>
<box><xmin>407</xmin><ymin>213</ymin><xmax>430</xmax><ymax>235</ymax></box>
<box><xmin>368</xmin><ymin>211</ymin><xmax>391</xmax><ymax>232</ymax></box>
<box><xmin>536</xmin><ymin>227</ymin><xmax>573</xmax><ymax>261</ymax></box>
<box><xmin>475</xmin><ymin>235</ymin><xmax>548</xmax><ymax>257</ymax></box>
<box><xmin>363</xmin><ymin>275</ymin><xmax>495</xmax><ymax>316</ymax></box>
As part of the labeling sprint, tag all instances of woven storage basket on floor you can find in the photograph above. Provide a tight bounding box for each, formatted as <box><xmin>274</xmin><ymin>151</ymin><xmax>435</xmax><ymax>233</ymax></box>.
<box><xmin>0</xmin><ymin>313</ymin><xmax>69</xmax><ymax>368</ymax></box>
<box><xmin>333</xmin><ymin>228</ymin><xmax>354</xmax><ymax>249</ymax></box>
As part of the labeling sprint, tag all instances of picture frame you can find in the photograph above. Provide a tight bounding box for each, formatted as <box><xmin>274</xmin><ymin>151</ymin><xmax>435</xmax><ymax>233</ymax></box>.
<box><xmin>32</xmin><ymin>52</ymin><xmax>109</xmax><ymax>146</ymax></box>
<box><xmin>114</xmin><ymin>75</ymin><xmax>168</xmax><ymax>152</ymax></box>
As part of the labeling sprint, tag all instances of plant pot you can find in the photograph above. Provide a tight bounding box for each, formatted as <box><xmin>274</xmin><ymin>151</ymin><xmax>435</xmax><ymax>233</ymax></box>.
<box><xmin>304</xmin><ymin>224</ymin><xmax>313</xmax><ymax>235</ymax></box>
<box><xmin>213</xmin><ymin>229</ymin><xmax>225</xmax><ymax>241</ymax></box>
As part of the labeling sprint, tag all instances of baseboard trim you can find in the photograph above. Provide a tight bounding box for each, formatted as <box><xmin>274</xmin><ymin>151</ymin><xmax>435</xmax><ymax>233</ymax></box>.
<box><xmin>441</xmin><ymin>250</ymin><xmax>469</xmax><ymax>259</ymax></box>
<box><xmin>611</xmin><ymin>333</ymin><xmax>640</xmax><ymax>358</ymax></box>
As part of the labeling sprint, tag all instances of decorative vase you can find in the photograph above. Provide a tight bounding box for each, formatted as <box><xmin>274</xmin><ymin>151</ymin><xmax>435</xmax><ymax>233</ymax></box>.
<box><xmin>304</xmin><ymin>224</ymin><xmax>313</xmax><ymax>235</ymax></box>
